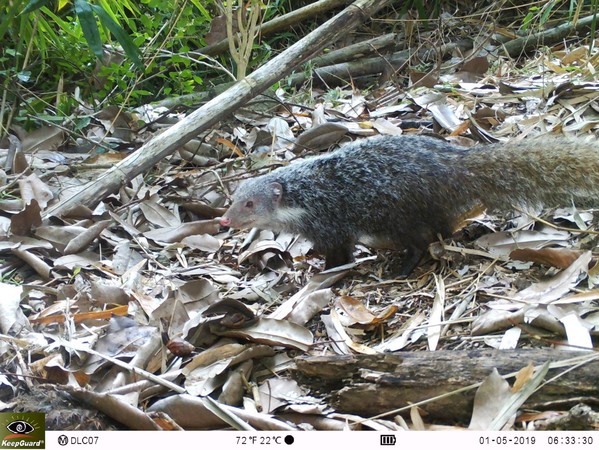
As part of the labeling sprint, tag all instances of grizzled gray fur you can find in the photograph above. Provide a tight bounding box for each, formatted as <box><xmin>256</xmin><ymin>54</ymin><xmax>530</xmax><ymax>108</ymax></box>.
<box><xmin>220</xmin><ymin>134</ymin><xmax>599</xmax><ymax>274</ymax></box>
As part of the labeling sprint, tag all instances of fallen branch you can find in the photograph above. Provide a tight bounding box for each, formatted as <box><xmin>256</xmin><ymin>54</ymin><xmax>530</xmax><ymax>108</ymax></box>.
<box><xmin>293</xmin><ymin>350</ymin><xmax>599</xmax><ymax>422</ymax></box>
<box><xmin>288</xmin><ymin>40</ymin><xmax>473</xmax><ymax>87</ymax></box>
<box><xmin>195</xmin><ymin>0</ymin><xmax>352</xmax><ymax>57</ymax></box>
<box><xmin>309</xmin><ymin>32</ymin><xmax>400</xmax><ymax>67</ymax></box>
<box><xmin>501</xmin><ymin>14</ymin><xmax>598</xmax><ymax>57</ymax></box>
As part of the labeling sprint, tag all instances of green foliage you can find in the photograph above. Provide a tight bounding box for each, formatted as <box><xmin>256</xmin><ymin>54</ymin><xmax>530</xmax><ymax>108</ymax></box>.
<box><xmin>521</xmin><ymin>1</ymin><xmax>558</xmax><ymax>31</ymax></box>
<box><xmin>0</xmin><ymin>0</ymin><xmax>224</xmax><ymax>135</ymax></box>
<box><xmin>521</xmin><ymin>0</ymin><xmax>599</xmax><ymax>32</ymax></box>
<box><xmin>23</xmin><ymin>0</ymin><xmax>142</xmax><ymax>68</ymax></box>
<box><xmin>588</xmin><ymin>0</ymin><xmax>598</xmax><ymax>53</ymax></box>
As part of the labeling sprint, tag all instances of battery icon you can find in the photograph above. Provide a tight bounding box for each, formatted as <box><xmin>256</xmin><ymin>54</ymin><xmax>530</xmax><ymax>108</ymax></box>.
<box><xmin>380</xmin><ymin>435</ymin><xmax>396</xmax><ymax>446</ymax></box>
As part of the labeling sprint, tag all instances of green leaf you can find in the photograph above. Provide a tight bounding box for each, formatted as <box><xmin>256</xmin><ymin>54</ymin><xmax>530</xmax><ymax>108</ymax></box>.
<box><xmin>21</xmin><ymin>0</ymin><xmax>52</xmax><ymax>14</ymax></box>
<box><xmin>1</xmin><ymin>0</ymin><xmax>25</xmax><ymax>41</ymax></box>
<box><xmin>188</xmin><ymin>0</ymin><xmax>212</xmax><ymax>20</ymax></box>
<box><xmin>90</xmin><ymin>4</ymin><xmax>143</xmax><ymax>70</ymax></box>
<box><xmin>16</xmin><ymin>71</ymin><xmax>31</xmax><ymax>82</ymax></box>
<box><xmin>413</xmin><ymin>0</ymin><xmax>427</xmax><ymax>20</ymax></box>
<box><xmin>540</xmin><ymin>0</ymin><xmax>556</xmax><ymax>26</ymax></box>
<box><xmin>74</xmin><ymin>0</ymin><xmax>103</xmax><ymax>59</ymax></box>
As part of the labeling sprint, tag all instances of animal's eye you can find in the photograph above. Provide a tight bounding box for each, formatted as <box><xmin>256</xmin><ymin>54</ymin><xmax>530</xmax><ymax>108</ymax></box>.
<box><xmin>245</xmin><ymin>200</ymin><xmax>254</xmax><ymax>208</ymax></box>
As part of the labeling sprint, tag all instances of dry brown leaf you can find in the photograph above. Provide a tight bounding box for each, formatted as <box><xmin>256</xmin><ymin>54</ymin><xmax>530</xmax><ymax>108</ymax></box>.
<box><xmin>514</xmin><ymin>251</ymin><xmax>592</xmax><ymax>303</ymax></box>
<box><xmin>237</xmin><ymin>236</ymin><xmax>286</xmax><ymax>265</ymax></box>
<box><xmin>375</xmin><ymin>311</ymin><xmax>426</xmax><ymax>352</ymax></box>
<box><xmin>324</xmin><ymin>309</ymin><xmax>378</xmax><ymax>355</ymax></box>
<box><xmin>18</xmin><ymin>174</ymin><xmax>54</xmax><ymax>208</ymax></box>
<box><xmin>336</xmin><ymin>295</ymin><xmax>376</xmax><ymax>325</ymax></box>
<box><xmin>21</xmin><ymin>125</ymin><xmax>64</xmax><ymax>153</ymax></box>
<box><xmin>410</xmin><ymin>70</ymin><xmax>439</xmax><ymax>88</ymax></box>
<box><xmin>335</xmin><ymin>295</ymin><xmax>398</xmax><ymax>329</ymax></box>
<box><xmin>83</xmin><ymin>318</ymin><xmax>159</xmax><ymax>374</ymax></box>
<box><xmin>512</xmin><ymin>362</ymin><xmax>535</xmax><ymax>392</ymax></box>
<box><xmin>219</xmin><ymin>359</ymin><xmax>253</xmax><ymax>406</ymax></box>
<box><xmin>468</xmin><ymin>368</ymin><xmax>512</xmax><ymax>430</ymax></box>
<box><xmin>10</xmin><ymin>199</ymin><xmax>42</xmax><ymax>236</ymax></box>
<box><xmin>111</xmin><ymin>240</ymin><xmax>144</xmax><ymax>275</ymax></box>
<box><xmin>498</xmin><ymin>326</ymin><xmax>522</xmax><ymax>350</ymax></box>
<box><xmin>11</xmin><ymin>148</ymin><xmax>29</xmax><ymax>174</ymax></box>
<box><xmin>29</xmin><ymin>354</ymin><xmax>70</xmax><ymax>384</ymax></box>
<box><xmin>428</xmin><ymin>102</ymin><xmax>461</xmax><ymax>132</ymax></box>
<box><xmin>148</xmin><ymin>394</ymin><xmax>296</xmax><ymax>430</ymax></box>
<box><xmin>139</xmin><ymin>200</ymin><xmax>181</xmax><ymax>228</ymax></box>
<box><xmin>11</xmin><ymin>247</ymin><xmax>52</xmax><ymax>280</ymax></box>
<box><xmin>64</xmin><ymin>219</ymin><xmax>112</xmax><ymax>254</ymax></box>
<box><xmin>449</xmin><ymin>119</ymin><xmax>471</xmax><ymax>136</ymax></box>
<box><xmin>0</xmin><ymin>283</ymin><xmax>27</xmax><ymax>334</ymax></box>
<box><xmin>320</xmin><ymin>313</ymin><xmax>351</xmax><ymax>355</ymax></box>
<box><xmin>34</xmin><ymin>224</ymin><xmax>87</xmax><ymax>252</ymax></box>
<box><xmin>562</xmin><ymin>47</ymin><xmax>588</xmax><ymax>65</ymax></box>
<box><xmin>517</xmin><ymin>410</ymin><xmax>565</xmax><ymax>422</ymax></box>
<box><xmin>427</xmin><ymin>274</ymin><xmax>445</xmax><ymax>351</ymax></box>
<box><xmin>64</xmin><ymin>386</ymin><xmax>162</xmax><ymax>430</ymax></box>
<box><xmin>203</xmin><ymin>298</ymin><xmax>257</xmax><ymax>328</ymax></box>
<box><xmin>181</xmin><ymin>233</ymin><xmax>222</xmax><ymax>252</ymax></box>
<box><xmin>258</xmin><ymin>378</ymin><xmax>310</xmax><ymax>413</ymax></box>
<box><xmin>182</xmin><ymin>343</ymin><xmax>247</xmax><ymax>374</ymax></box>
<box><xmin>293</xmin><ymin>122</ymin><xmax>348</xmax><ymax>152</ymax></box>
<box><xmin>269</xmin><ymin>267</ymin><xmax>350</xmax><ymax>320</ymax></box>
<box><xmin>53</xmin><ymin>252</ymin><xmax>100</xmax><ymax>270</ymax></box>
<box><xmin>410</xmin><ymin>405</ymin><xmax>426</xmax><ymax>430</ymax></box>
<box><xmin>549</xmin><ymin>305</ymin><xmax>593</xmax><ymax>349</ymax></box>
<box><xmin>184</xmin><ymin>345</ymin><xmax>274</xmax><ymax>396</ymax></box>
<box><xmin>283</xmin><ymin>289</ymin><xmax>332</xmax><ymax>326</ymax></box>
<box><xmin>371</xmin><ymin>118</ymin><xmax>403</xmax><ymax>135</ymax></box>
<box><xmin>476</xmin><ymin>229</ymin><xmax>571</xmax><ymax>258</ymax></box>
<box><xmin>89</xmin><ymin>281</ymin><xmax>131</xmax><ymax>305</ymax></box>
<box><xmin>510</xmin><ymin>247</ymin><xmax>585</xmax><ymax>269</ymax></box>
<box><xmin>29</xmin><ymin>304</ymin><xmax>129</xmax><ymax>325</ymax></box>
<box><xmin>179</xmin><ymin>140</ymin><xmax>220</xmax><ymax>165</ymax></box>
<box><xmin>143</xmin><ymin>219</ymin><xmax>220</xmax><ymax>243</ymax></box>
<box><xmin>471</xmin><ymin>309</ymin><xmax>525</xmax><ymax>336</ymax></box>
<box><xmin>212</xmin><ymin>318</ymin><xmax>313</xmax><ymax>352</ymax></box>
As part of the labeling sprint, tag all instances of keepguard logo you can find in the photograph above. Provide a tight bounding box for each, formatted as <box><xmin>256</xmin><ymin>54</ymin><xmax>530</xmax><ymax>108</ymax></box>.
<box><xmin>0</xmin><ymin>413</ymin><xmax>45</xmax><ymax>449</ymax></box>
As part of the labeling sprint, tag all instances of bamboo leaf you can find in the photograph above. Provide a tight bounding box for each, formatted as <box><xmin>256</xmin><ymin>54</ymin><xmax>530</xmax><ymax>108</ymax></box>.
<box><xmin>74</xmin><ymin>0</ymin><xmax>103</xmax><ymax>59</ymax></box>
<box><xmin>90</xmin><ymin>4</ymin><xmax>143</xmax><ymax>69</ymax></box>
<box><xmin>21</xmin><ymin>0</ymin><xmax>51</xmax><ymax>14</ymax></box>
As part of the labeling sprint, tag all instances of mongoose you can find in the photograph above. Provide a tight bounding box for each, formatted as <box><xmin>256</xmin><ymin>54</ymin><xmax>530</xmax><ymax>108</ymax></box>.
<box><xmin>219</xmin><ymin>134</ymin><xmax>599</xmax><ymax>274</ymax></box>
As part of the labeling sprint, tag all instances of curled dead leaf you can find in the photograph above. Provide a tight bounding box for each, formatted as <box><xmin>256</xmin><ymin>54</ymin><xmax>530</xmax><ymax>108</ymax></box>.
<box><xmin>336</xmin><ymin>295</ymin><xmax>398</xmax><ymax>329</ymax></box>
<box><xmin>18</xmin><ymin>173</ymin><xmax>54</xmax><ymax>208</ymax></box>
<box><xmin>212</xmin><ymin>318</ymin><xmax>313</xmax><ymax>352</ymax></box>
<box><xmin>203</xmin><ymin>299</ymin><xmax>258</xmax><ymax>329</ymax></box>
<box><xmin>143</xmin><ymin>220</ymin><xmax>220</xmax><ymax>243</ymax></box>
<box><xmin>510</xmin><ymin>247</ymin><xmax>585</xmax><ymax>270</ymax></box>
<box><xmin>11</xmin><ymin>199</ymin><xmax>42</xmax><ymax>236</ymax></box>
<box><xmin>167</xmin><ymin>337</ymin><xmax>195</xmax><ymax>357</ymax></box>
<box><xmin>293</xmin><ymin>123</ymin><xmax>348</xmax><ymax>153</ymax></box>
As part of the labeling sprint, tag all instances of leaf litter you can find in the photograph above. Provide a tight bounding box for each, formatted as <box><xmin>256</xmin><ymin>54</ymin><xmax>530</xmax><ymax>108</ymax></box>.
<box><xmin>2</xmin><ymin>19</ymin><xmax>599</xmax><ymax>432</ymax></box>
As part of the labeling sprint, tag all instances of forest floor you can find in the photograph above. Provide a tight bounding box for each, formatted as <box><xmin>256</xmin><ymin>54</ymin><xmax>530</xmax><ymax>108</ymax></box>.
<box><xmin>2</xmin><ymin>6</ymin><xmax>599</xmax><ymax>431</ymax></box>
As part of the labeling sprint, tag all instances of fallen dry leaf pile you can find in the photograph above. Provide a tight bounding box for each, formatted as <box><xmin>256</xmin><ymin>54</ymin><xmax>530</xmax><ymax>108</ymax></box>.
<box><xmin>1</xmin><ymin>27</ymin><xmax>599</xmax><ymax>431</ymax></box>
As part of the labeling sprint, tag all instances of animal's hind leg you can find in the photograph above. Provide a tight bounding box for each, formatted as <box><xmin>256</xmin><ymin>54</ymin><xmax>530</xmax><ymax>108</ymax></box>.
<box><xmin>323</xmin><ymin>243</ymin><xmax>355</xmax><ymax>269</ymax></box>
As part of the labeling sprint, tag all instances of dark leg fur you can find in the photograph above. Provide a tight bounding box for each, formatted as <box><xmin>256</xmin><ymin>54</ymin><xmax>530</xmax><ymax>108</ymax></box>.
<box><xmin>324</xmin><ymin>244</ymin><xmax>355</xmax><ymax>269</ymax></box>
<box><xmin>397</xmin><ymin>244</ymin><xmax>426</xmax><ymax>277</ymax></box>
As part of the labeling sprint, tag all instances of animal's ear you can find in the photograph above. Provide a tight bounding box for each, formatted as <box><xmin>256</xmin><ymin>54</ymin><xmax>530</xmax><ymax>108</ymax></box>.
<box><xmin>270</xmin><ymin>182</ymin><xmax>283</xmax><ymax>203</ymax></box>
